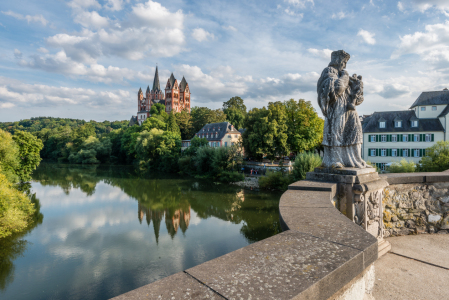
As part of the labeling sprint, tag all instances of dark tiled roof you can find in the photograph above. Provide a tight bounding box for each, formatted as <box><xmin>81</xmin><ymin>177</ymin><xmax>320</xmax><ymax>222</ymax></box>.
<box><xmin>238</xmin><ymin>128</ymin><xmax>246</xmax><ymax>134</ymax></box>
<box><xmin>194</xmin><ymin>122</ymin><xmax>241</xmax><ymax>141</ymax></box>
<box><xmin>363</xmin><ymin>110</ymin><xmax>444</xmax><ymax>133</ymax></box>
<box><xmin>438</xmin><ymin>105</ymin><xmax>449</xmax><ymax>117</ymax></box>
<box><xmin>152</xmin><ymin>66</ymin><xmax>161</xmax><ymax>92</ymax></box>
<box><xmin>146</xmin><ymin>85</ymin><xmax>150</xmax><ymax>94</ymax></box>
<box><xmin>129</xmin><ymin>116</ymin><xmax>138</xmax><ymax>126</ymax></box>
<box><xmin>168</xmin><ymin>73</ymin><xmax>176</xmax><ymax>89</ymax></box>
<box><xmin>410</xmin><ymin>90</ymin><xmax>449</xmax><ymax>108</ymax></box>
<box><xmin>180</xmin><ymin>76</ymin><xmax>187</xmax><ymax>92</ymax></box>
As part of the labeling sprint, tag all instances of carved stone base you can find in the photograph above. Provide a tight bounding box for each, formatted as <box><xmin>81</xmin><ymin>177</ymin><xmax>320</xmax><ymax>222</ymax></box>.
<box><xmin>306</xmin><ymin>167</ymin><xmax>389</xmax><ymax>256</ymax></box>
<box><xmin>378</xmin><ymin>239</ymin><xmax>391</xmax><ymax>258</ymax></box>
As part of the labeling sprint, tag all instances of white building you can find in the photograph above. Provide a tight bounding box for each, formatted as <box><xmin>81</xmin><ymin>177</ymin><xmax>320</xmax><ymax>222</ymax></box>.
<box><xmin>362</xmin><ymin>89</ymin><xmax>449</xmax><ymax>170</ymax></box>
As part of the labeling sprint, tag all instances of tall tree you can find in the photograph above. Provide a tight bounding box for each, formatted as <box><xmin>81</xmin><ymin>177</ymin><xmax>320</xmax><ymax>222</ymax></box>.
<box><xmin>223</xmin><ymin>96</ymin><xmax>246</xmax><ymax>113</ymax></box>
<box><xmin>175</xmin><ymin>109</ymin><xmax>193</xmax><ymax>140</ymax></box>
<box><xmin>166</xmin><ymin>112</ymin><xmax>181</xmax><ymax>137</ymax></box>
<box><xmin>284</xmin><ymin>99</ymin><xmax>324</xmax><ymax>153</ymax></box>
<box><xmin>224</xmin><ymin>107</ymin><xmax>245</xmax><ymax>130</ymax></box>
<box><xmin>190</xmin><ymin>107</ymin><xmax>227</xmax><ymax>134</ymax></box>
<box><xmin>11</xmin><ymin>131</ymin><xmax>44</xmax><ymax>182</ymax></box>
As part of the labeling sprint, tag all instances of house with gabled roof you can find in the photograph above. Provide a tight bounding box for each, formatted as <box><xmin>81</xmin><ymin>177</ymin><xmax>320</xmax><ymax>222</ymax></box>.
<box><xmin>181</xmin><ymin>122</ymin><xmax>242</xmax><ymax>149</ymax></box>
<box><xmin>362</xmin><ymin>89</ymin><xmax>449</xmax><ymax>170</ymax></box>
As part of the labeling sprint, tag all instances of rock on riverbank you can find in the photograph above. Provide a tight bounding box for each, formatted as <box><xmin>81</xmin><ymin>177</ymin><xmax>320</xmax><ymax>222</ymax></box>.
<box><xmin>232</xmin><ymin>177</ymin><xmax>259</xmax><ymax>189</ymax></box>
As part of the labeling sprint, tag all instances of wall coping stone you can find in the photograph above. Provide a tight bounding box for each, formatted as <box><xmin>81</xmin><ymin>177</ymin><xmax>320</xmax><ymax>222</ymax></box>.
<box><xmin>112</xmin><ymin>180</ymin><xmax>379</xmax><ymax>300</ymax></box>
<box><xmin>380</xmin><ymin>172</ymin><xmax>449</xmax><ymax>185</ymax></box>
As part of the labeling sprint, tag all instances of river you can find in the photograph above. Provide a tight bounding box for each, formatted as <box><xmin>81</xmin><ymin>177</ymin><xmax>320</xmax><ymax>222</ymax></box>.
<box><xmin>0</xmin><ymin>163</ymin><xmax>282</xmax><ymax>300</ymax></box>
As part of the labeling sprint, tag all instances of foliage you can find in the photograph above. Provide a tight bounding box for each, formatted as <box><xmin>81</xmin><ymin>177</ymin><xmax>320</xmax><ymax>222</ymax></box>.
<box><xmin>11</xmin><ymin>131</ymin><xmax>44</xmax><ymax>182</ymax></box>
<box><xmin>223</xmin><ymin>96</ymin><xmax>247</xmax><ymax>113</ymax></box>
<box><xmin>242</xmin><ymin>102</ymin><xmax>289</xmax><ymax>160</ymax></box>
<box><xmin>224</xmin><ymin>107</ymin><xmax>245</xmax><ymax>130</ymax></box>
<box><xmin>175</xmin><ymin>109</ymin><xmax>194</xmax><ymax>140</ymax></box>
<box><xmin>419</xmin><ymin>141</ymin><xmax>449</xmax><ymax>172</ymax></box>
<box><xmin>258</xmin><ymin>170</ymin><xmax>292</xmax><ymax>191</ymax></box>
<box><xmin>0</xmin><ymin>130</ymin><xmax>20</xmax><ymax>183</ymax></box>
<box><xmin>0</xmin><ymin>170</ymin><xmax>36</xmax><ymax>238</ymax></box>
<box><xmin>284</xmin><ymin>99</ymin><xmax>324</xmax><ymax>153</ymax></box>
<box><xmin>150</xmin><ymin>103</ymin><xmax>168</xmax><ymax>119</ymax></box>
<box><xmin>291</xmin><ymin>152</ymin><xmax>322</xmax><ymax>181</ymax></box>
<box><xmin>190</xmin><ymin>106</ymin><xmax>227</xmax><ymax>134</ymax></box>
<box><xmin>166</xmin><ymin>112</ymin><xmax>181</xmax><ymax>137</ymax></box>
<box><xmin>388</xmin><ymin>159</ymin><xmax>416</xmax><ymax>173</ymax></box>
<box><xmin>365</xmin><ymin>161</ymin><xmax>379</xmax><ymax>172</ymax></box>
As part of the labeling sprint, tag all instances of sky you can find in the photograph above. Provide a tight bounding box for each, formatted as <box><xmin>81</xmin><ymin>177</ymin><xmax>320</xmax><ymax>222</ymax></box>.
<box><xmin>1</xmin><ymin>0</ymin><xmax>449</xmax><ymax>122</ymax></box>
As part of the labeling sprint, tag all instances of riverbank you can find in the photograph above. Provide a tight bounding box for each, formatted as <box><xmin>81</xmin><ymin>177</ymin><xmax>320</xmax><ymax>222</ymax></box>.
<box><xmin>232</xmin><ymin>176</ymin><xmax>260</xmax><ymax>189</ymax></box>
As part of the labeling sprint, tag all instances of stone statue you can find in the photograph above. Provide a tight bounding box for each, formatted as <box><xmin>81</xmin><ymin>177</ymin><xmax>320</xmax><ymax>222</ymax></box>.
<box><xmin>317</xmin><ymin>50</ymin><xmax>368</xmax><ymax>168</ymax></box>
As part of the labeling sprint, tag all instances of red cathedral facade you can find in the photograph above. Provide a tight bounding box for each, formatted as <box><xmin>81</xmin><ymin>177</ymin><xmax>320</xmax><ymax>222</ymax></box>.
<box><xmin>130</xmin><ymin>67</ymin><xmax>191</xmax><ymax>126</ymax></box>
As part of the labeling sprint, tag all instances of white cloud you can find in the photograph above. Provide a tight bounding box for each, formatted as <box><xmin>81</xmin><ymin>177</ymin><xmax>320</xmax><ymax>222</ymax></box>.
<box><xmin>331</xmin><ymin>11</ymin><xmax>347</xmax><ymax>20</ymax></box>
<box><xmin>192</xmin><ymin>28</ymin><xmax>214</xmax><ymax>42</ymax></box>
<box><xmin>105</xmin><ymin>0</ymin><xmax>124</xmax><ymax>11</ymax></box>
<box><xmin>0</xmin><ymin>76</ymin><xmax>130</xmax><ymax>108</ymax></box>
<box><xmin>284</xmin><ymin>0</ymin><xmax>314</xmax><ymax>8</ymax></box>
<box><xmin>308</xmin><ymin>48</ymin><xmax>333</xmax><ymax>60</ymax></box>
<box><xmin>357</xmin><ymin>29</ymin><xmax>376</xmax><ymax>45</ymax></box>
<box><xmin>37</xmin><ymin>47</ymin><xmax>49</xmax><ymax>53</ymax></box>
<box><xmin>398</xmin><ymin>2</ymin><xmax>405</xmax><ymax>11</ymax></box>
<box><xmin>408</xmin><ymin>0</ymin><xmax>449</xmax><ymax>13</ymax></box>
<box><xmin>44</xmin><ymin>1</ymin><xmax>185</xmax><ymax>63</ymax></box>
<box><xmin>2</xmin><ymin>10</ymin><xmax>48</xmax><ymax>26</ymax></box>
<box><xmin>67</xmin><ymin>0</ymin><xmax>101</xmax><ymax>9</ymax></box>
<box><xmin>74</xmin><ymin>11</ymin><xmax>109</xmax><ymax>29</ymax></box>
<box><xmin>14</xmin><ymin>49</ymin><xmax>22</xmax><ymax>59</ymax></box>
<box><xmin>391</xmin><ymin>20</ymin><xmax>449</xmax><ymax>64</ymax></box>
<box><xmin>222</xmin><ymin>25</ymin><xmax>237</xmax><ymax>31</ymax></box>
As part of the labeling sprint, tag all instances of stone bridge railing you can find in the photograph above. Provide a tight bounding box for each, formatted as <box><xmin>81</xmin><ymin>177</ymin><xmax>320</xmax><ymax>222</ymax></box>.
<box><xmin>112</xmin><ymin>179</ymin><xmax>378</xmax><ymax>300</ymax></box>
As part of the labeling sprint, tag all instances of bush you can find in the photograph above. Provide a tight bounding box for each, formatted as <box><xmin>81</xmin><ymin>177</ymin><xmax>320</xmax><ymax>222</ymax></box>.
<box><xmin>365</xmin><ymin>161</ymin><xmax>379</xmax><ymax>172</ymax></box>
<box><xmin>217</xmin><ymin>171</ymin><xmax>244</xmax><ymax>183</ymax></box>
<box><xmin>419</xmin><ymin>141</ymin><xmax>449</xmax><ymax>172</ymax></box>
<box><xmin>258</xmin><ymin>170</ymin><xmax>292</xmax><ymax>191</ymax></box>
<box><xmin>388</xmin><ymin>159</ymin><xmax>416</xmax><ymax>173</ymax></box>
<box><xmin>0</xmin><ymin>129</ymin><xmax>20</xmax><ymax>183</ymax></box>
<box><xmin>291</xmin><ymin>152</ymin><xmax>322</xmax><ymax>181</ymax></box>
<box><xmin>0</xmin><ymin>171</ymin><xmax>36</xmax><ymax>238</ymax></box>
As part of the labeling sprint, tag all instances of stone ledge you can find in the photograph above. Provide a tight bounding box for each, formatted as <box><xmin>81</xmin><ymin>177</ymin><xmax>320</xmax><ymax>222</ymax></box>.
<box><xmin>380</xmin><ymin>172</ymin><xmax>449</xmax><ymax>184</ymax></box>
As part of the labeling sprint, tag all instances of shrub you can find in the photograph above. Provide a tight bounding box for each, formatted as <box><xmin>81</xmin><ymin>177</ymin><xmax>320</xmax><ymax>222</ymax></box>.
<box><xmin>258</xmin><ymin>170</ymin><xmax>292</xmax><ymax>191</ymax></box>
<box><xmin>0</xmin><ymin>129</ymin><xmax>20</xmax><ymax>183</ymax></box>
<box><xmin>365</xmin><ymin>161</ymin><xmax>379</xmax><ymax>172</ymax></box>
<box><xmin>419</xmin><ymin>141</ymin><xmax>449</xmax><ymax>172</ymax></box>
<box><xmin>0</xmin><ymin>171</ymin><xmax>36</xmax><ymax>238</ymax></box>
<box><xmin>388</xmin><ymin>159</ymin><xmax>416</xmax><ymax>173</ymax></box>
<box><xmin>291</xmin><ymin>152</ymin><xmax>322</xmax><ymax>181</ymax></box>
<box><xmin>217</xmin><ymin>171</ymin><xmax>244</xmax><ymax>183</ymax></box>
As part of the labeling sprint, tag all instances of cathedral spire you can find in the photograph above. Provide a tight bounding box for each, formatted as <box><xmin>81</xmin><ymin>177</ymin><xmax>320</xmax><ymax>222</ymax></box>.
<box><xmin>152</xmin><ymin>66</ymin><xmax>161</xmax><ymax>92</ymax></box>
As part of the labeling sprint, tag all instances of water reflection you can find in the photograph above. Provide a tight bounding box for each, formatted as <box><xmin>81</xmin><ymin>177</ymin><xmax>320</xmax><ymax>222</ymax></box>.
<box><xmin>0</xmin><ymin>163</ymin><xmax>281</xmax><ymax>300</ymax></box>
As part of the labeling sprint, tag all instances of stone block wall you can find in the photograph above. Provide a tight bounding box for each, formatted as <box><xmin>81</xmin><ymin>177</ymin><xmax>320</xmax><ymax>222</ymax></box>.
<box><xmin>383</xmin><ymin>182</ymin><xmax>449</xmax><ymax>236</ymax></box>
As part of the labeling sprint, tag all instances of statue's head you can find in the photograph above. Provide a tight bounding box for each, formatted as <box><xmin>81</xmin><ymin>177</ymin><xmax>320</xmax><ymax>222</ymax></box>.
<box><xmin>329</xmin><ymin>50</ymin><xmax>350</xmax><ymax>71</ymax></box>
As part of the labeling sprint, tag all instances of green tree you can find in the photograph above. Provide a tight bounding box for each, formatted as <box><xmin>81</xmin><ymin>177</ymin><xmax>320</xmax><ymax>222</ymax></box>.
<box><xmin>284</xmin><ymin>99</ymin><xmax>324</xmax><ymax>154</ymax></box>
<box><xmin>224</xmin><ymin>107</ymin><xmax>245</xmax><ymax>130</ymax></box>
<box><xmin>388</xmin><ymin>159</ymin><xmax>416</xmax><ymax>173</ymax></box>
<box><xmin>420</xmin><ymin>141</ymin><xmax>449</xmax><ymax>172</ymax></box>
<box><xmin>175</xmin><ymin>109</ymin><xmax>193</xmax><ymax>140</ymax></box>
<box><xmin>166</xmin><ymin>112</ymin><xmax>181</xmax><ymax>137</ymax></box>
<box><xmin>0</xmin><ymin>130</ymin><xmax>20</xmax><ymax>183</ymax></box>
<box><xmin>223</xmin><ymin>96</ymin><xmax>247</xmax><ymax>113</ymax></box>
<box><xmin>142</xmin><ymin>116</ymin><xmax>166</xmax><ymax>132</ymax></box>
<box><xmin>150</xmin><ymin>103</ymin><xmax>168</xmax><ymax>120</ymax></box>
<box><xmin>191</xmin><ymin>107</ymin><xmax>227</xmax><ymax>134</ymax></box>
<box><xmin>12</xmin><ymin>131</ymin><xmax>44</xmax><ymax>182</ymax></box>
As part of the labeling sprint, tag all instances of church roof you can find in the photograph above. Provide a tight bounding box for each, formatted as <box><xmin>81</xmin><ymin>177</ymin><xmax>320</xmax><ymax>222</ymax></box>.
<box><xmin>363</xmin><ymin>110</ymin><xmax>444</xmax><ymax>133</ymax></box>
<box><xmin>410</xmin><ymin>90</ymin><xmax>449</xmax><ymax>108</ymax></box>
<box><xmin>152</xmin><ymin>66</ymin><xmax>161</xmax><ymax>92</ymax></box>
<box><xmin>146</xmin><ymin>85</ymin><xmax>150</xmax><ymax>93</ymax></box>
<box><xmin>180</xmin><ymin>76</ymin><xmax>188</xmax><ymax>92</ymax></box>
<box><xmin>169</xmin><ymin>73</ymin><xmax>176</xmax><ymax>89</ymax></box>
<box><xmin>194</xmin><ymin>122</ymin><xmax>241</xmax><ymax>141</ymax></box>
<box><xmin>138</xmin><ymin>87</ymin><xmax>142</xmax><ymax>94</ymax></box>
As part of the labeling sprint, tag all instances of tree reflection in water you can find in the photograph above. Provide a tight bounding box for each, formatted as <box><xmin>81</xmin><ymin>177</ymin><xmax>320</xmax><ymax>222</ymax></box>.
<box><xmin>0</xmin><ymin>184</ymin><xmax>43</xmax><ymax>290</ymax></box>
<box><xmin>31</xmin><ymin>163</ymin><xmax>282</xmax><ymax>245</ymax></box>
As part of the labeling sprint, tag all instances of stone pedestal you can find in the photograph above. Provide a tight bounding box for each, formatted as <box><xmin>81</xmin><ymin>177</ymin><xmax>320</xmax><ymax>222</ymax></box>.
<box><xmin>306</xmin><ymin>167</ymin><xmax>391</xmax><ymax>257</ymax></box>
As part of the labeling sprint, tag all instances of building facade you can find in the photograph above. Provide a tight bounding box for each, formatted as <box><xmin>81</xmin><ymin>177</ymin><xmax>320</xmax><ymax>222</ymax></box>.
<box><xmin>130</xmin><ymin>67</ymin><xmax>190</xmax><ymax>126</ymax></box>
<box><xmin>362</xmin><ymin>90</ymin><xmax>449</xmax><ymax>170</ymax></box>
<box><xmin>181</xmin><ymin>122</ymin><xmax>241</xmax><ymax>149</ymax></box>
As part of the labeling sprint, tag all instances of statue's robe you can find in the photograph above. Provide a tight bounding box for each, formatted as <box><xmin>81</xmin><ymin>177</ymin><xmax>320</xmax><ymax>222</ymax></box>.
<box><xmin>317</xmin><ymin>66</ymin><xmax>366</xmax><ymax>168</ymax></box>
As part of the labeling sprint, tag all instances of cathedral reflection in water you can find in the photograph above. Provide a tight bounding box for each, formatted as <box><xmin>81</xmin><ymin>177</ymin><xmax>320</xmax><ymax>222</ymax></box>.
<box><xmin>137</xmin><ymin>203</ymin><xmax>191</xmax><ymax>242</ymax></box>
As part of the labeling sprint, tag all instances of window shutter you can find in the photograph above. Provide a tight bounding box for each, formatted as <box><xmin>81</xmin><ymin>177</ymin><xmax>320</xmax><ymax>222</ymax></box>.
<box><xmin>419</xmin><ymin>149</ymin><xmax>423</xmax><ymax>157</ymax></box>
<box><xmin>398</xmin><ymin>134</ymin><xmax>402</xmax><ymax>142</ymax></box>
<box><xmin>376</xmin><ymin>135</ymin><xmax>379</xmax><ymax>142</ymax></box>
<box><xmin>376</xmin><ymin>149</ymin><xmax>379</xmax><ymax>156</ymax></box>
<box><xmin>420</xmin><ymin>134</ymin><xmax>423</xmax><ymax>142</ymax></box>
<box><xmin>368</xmin><ymin>149</ymin><xmax>371</xmax><ymax>156</ymax></box>
<box><xmin>431</xmin><ymin>134</ymin><xmax>434</xmax><ymax>142</ymax></box>
<box><xmin>408</xmin><ymin>134</ymin><xmax>412</xmax><ymax>141</ymax></box>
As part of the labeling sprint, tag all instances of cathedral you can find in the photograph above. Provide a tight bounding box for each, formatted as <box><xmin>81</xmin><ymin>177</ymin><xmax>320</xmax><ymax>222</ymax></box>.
<box><xmin>130</xmin><ymin>66</ymin><xmax>191</xmax><ymax>126</ymax></box>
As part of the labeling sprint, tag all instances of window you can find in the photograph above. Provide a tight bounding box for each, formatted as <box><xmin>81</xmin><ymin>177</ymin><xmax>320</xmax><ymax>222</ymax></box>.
<box><xmin>381</xmin><ymin>135</ymin><xmax>386</xmax><ymax>142</ymax></box>
<box><xmin>370</xmin><ymin>149</ymin><xmax>376</xmax><ymax>156</ymax></box>
<box><xmin>412</xmin><ymin>120</ymin><xmax>418</xmax><ymax>127</ymax></box>
<box><xmin>403</xmin><ymin>135</ymin><xmax>408</xmax><ymax>142</ymax></box>
<box><xmin>421</xmin><ymin>107</ymin><xmax>426</xmax><ymax>111</ymax></box>
<box><xmin>425</xmin><ymin>134</ymin><xmax>431</xmax><ymax>142</ymax></box>
<box><xmin>235</xmin><ymin>135</ymin><xmax>238</xmax><ymax>138</ymax></box>
<box><xmin>392</xmin><ymin>149</ymin><xmax>397</xmax><ymax>157</ymax></box>
<box><xmin>432</xmin><ymin>106</ymin><xmax>437</xmax><ymax>111</ymax></box>
<box><xmin>231</xmin><ymin>142</ymin><xmax>235</xmax><ymax>146</ymax></box>
<box><xmin>381</xmin><ymin>149</ymin><xmax>386</xmax><ymax>156</ymax></box>
<box><xmin>414</xmin><ymin>134</ymin><xmax>419</xmax><ymax>142</ymax></box>
<box><xmin>379</xmin><ymin>121</ymin><xmax>386</xmax><ymax>128</ymax></box>
<box><xmin>224</xmin><ymin>142</ymin><xmax>228</xmax><ymax>147</ymax></box>
<box><xmin>414</xmin><ymin>149</ymin><xmax>420</xmax><ymax>157</ymax></box>
<box><xmin>379</xmin><ymin>163</ymin><xmax>387</xmax><ymax>171</ymax></box>
<box><xmin>403</xmin><ymin>149</ymin><xmax>408</xmax><ymax>157</ymax></box>
<box><xmin>216</xmin><ymin>134</ymin><xmax>218</xmax><ymax>138</ymax></box>
<box><xmin>370</xmin><ymin>135</ymin><xmax>376</xmax><ymax>142</ymax></box>
<box><xmin>395</xmin><ymin>121</ymin><xmax>402</xmax><ymax>127</ymax></box>
<box><xmin>228</xmin><ymin>135</ymin><xmax>231</xmax><ymax>138</ymax></box>
<box><xmin>392</xmin><ymin>135</ymin><xmax>397</xmax><ymax>142</ymax></box>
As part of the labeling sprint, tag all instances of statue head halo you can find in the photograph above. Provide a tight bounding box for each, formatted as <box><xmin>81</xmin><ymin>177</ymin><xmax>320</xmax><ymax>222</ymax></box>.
<box><xmin>329</xmin><ymin>50</ymin><xmax>350</xmax><ymax>70</ymax></box>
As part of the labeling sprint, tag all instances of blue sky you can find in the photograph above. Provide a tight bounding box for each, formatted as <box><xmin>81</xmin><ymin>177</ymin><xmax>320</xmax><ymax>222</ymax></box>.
<box><xmin>1</xmin><ymin>0</ymin><xmax>449</xmax><ymax>122</ymax></box>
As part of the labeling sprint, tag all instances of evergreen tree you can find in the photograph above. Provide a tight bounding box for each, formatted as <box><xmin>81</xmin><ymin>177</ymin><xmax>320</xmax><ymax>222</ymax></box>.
<box><xmin>166</xmin><ymin>112</ymin><xmax>181</xmax><ymax>137</ymax></box>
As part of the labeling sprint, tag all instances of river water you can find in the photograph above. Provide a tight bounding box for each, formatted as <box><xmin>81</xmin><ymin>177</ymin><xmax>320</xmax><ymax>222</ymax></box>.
<box><xmin>0</xmin><ymin>163</ymin><xmax>282</xmax><ymax>300</ymax></box>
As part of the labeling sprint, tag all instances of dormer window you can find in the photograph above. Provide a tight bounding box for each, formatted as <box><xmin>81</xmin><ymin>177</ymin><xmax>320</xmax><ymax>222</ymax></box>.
<box><xmin>395</xmin><ymin>121</ymin><xmax>402</xmax><ymax>127</ymax></box>
<box><xmin>379</xmin><ymin>121</ymin><xmax>386</xmax><ymax>128</ymax></box>
<box><xmin>412</xmin><ymin>120</ymin><xmax>418</xmax><ymax>127</ymax></box>
<box><xmin>421</xmin><ymin>107</ymin><xmax>426</xmax><ymax>111</ymax></box>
